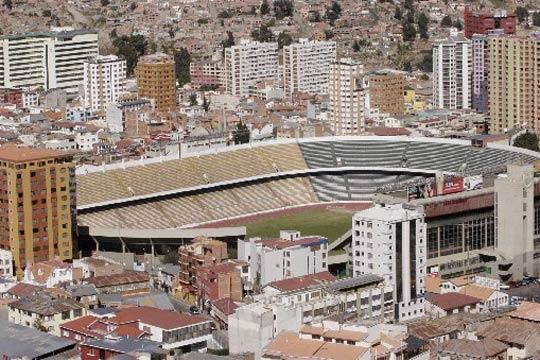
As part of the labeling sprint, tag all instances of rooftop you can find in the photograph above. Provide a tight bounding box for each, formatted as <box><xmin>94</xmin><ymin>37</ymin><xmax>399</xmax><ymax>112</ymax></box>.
<box><xmin>9</xmin><ymin>294</ymin><xmax>82</xmax><ymax>316</ymax></box>
<box><xmin>87</xmin><ymin>271</ymin><xmax>150</xmax><ymax>288</ymax></box>
<box><xmin>111</xmin><ymin>306</ymin><xmax>211</xmax><ymax>330</ymax></box>
<box><xmin>0</xmin><ymin>144</ymin><xmax>70</xmax><ymax>162</ymax></box>
<box><xmin>81</xmin><ymin>336</ymin><xmax>161</xmax><ymax>354</ymax></box>
<box><xmin>510</xmin><ymin>301</ymin><xmax>540</xmax><ymax>322</ymax></box>
<box><xmin>428</xmin><ymin>292</ymin><xmax>481</xmax><ymax>311</ymax></box>
<box><xmin>266</xmin><ymin>271</ymin><xmax>336</xmax><ymax>292</ymax></box>
<box><xmin>438</xmin><ymin>338</ymin><xmax>508</xmax><ymax>358</ymax></box>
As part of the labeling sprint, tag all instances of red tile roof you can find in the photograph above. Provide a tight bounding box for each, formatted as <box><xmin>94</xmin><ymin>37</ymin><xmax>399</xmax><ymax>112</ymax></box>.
<box><xmin>61</xmin><ymin>314</ymin><xmax>147</xmax><ymax>339</ymax></box>
<box><xmin>7</xmin><ymin>283</ymin><xmax>41</xmax><ymax>298</ymax></box>
<box><xmin>212</xmin><ymin>298</ymin><xmax>239</xmax><ymax>316</ymax></box>
<box><xmin>111</xmin><ymin>306</ymin><xmax>211</xmax><ymax>330</ymax></box>
<box><xmin>266</xmin><ymin>272</ymin><xmax>336</xmax><ymax>292</ymax></box>
<box><xmin>87</xmin><ymin>271</ymin><xmax>149</xmax><ymax>288</ymax></box>
<box><xmin>429</xmin><ymin>293</ymin><xmax>480</xmax><ymax>311</ymax></box>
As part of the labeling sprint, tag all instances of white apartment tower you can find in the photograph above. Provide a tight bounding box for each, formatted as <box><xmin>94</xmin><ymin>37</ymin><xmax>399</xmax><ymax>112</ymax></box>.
<box><xmin>433</xmin><ymin>34</ymin><xmax>472</xmax><ymax>110</ymax></box>
<box><xmin>83</xmin><ymin>55</ymin><xmax>126</xmax><ymax>112</ymax></box>
<box><xmin>282</xmin><ymin>39</ymin><xmax>336</xmax><ymax>98</ymax></box>
<box><xmin>329</xmin><ymin>58</ymin><xmax>365</xmax><ymax>135</ymax></box>
<box><xmin>224</xmin><ymin>39</ymin><xmax>279</xmax><ymax>97</ymax></box>
<box><xmin>0</xmin><ymin>28</ymin><xmax>98</xmax><ymax>99</ymax></box>
<box><xmin>352</xmin><ymin>203</ymin><xmax>427</xmax><ymax>322</ymax></box>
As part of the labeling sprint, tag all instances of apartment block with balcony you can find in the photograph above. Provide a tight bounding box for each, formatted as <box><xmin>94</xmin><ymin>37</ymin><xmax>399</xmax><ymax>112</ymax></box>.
<box><xmin>135</xmin><ymin>53</ymin><xmax>176</xmax><ymax>111</ymax></box>
<box><xmin>83</xmin><ymin>54</ymin><xmax>126</xmax><ymax>112</ymax></box>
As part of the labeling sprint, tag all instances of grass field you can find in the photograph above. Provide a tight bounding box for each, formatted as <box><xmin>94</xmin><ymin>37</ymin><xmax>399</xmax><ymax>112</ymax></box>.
<box><xmin>245</xmin><ymin>209</ymin><xmax>353</xmax><ymax>242</ymax></box>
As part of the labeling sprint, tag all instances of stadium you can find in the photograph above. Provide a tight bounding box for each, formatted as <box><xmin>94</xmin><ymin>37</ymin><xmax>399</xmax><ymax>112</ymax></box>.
<box><xmin>76</xmin><ymin>136</ymin><xmax>540</xmax><ymax>256</ymax></box>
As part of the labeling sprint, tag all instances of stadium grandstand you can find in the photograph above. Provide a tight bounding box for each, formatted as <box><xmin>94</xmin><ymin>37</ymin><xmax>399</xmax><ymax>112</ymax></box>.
<box><xmin>76</xmin><ymin>136</ymin><xmax>540</xmax><ymax>252</ymax></box>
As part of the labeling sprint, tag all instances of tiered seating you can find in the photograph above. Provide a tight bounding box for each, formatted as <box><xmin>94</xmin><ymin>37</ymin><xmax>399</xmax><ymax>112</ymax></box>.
<box><xmin>404</xmin><ymin>142</ymin><xmax>470</xmax><ymax>172</ymax></box>
<box><xmin>257</xmin><ymin>143</ymin><xmax>309</xmax><ymax>172</ymax></box>
<box><xmin>308</xmin><ymin>175</ymin><xmax>349</xmax><ymax>202</ymax></box>
<box><xmin>267</xmin><ymin>177</ymin><xmax>319</xmax><ymax>205</ymax></box>
<box><xmin>332</xmin><ymin>141</ymin><xmax>407</xmax><ymax>167</ymax></box>
<box><xmin>298</xmin><ymin>142</ymin><xmax>335</xmax><ymax>168</ymax></box>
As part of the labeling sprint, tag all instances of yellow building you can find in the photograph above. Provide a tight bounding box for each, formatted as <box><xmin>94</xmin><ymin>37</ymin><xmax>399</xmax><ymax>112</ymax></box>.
<box><xmin>0</xmin><ymin>145</ymin><xmax>75</xmax><ymax>275</ymax></box>
<box><xmin>135</xmin><ymin>53</ymin><xmax>176</xmax><ymax>111</ymax></box>
<box><xmin>366</xmin><ymin>71</ymin><xmax>405</xmax><ymax>117</ymax></box>
<box><xmin>487</xmin><ymin>36</ymin><xmax>540</xmax><ymax>133</ymax></box>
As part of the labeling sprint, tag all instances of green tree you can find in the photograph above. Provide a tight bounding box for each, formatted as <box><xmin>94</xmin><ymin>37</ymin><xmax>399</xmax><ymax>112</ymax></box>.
<box><xmin>419</xmin><ymin>52</ymin><xmax>433</xmax><ymax>72</ymax></box>
<box><xmin>33</xmin><ymin>318</ymin><xmax>47</xmax><ymax>332</ymax></box>
<box><xmin>394</xmin><ymin>6</ymin><xmax>402</xmax><ymax>21</ymax></box>
<box><xmin>100</xmin><ymin>0</ymin><xmax>110</xmax><ymax>6</ymax></box>
<box><xmin>533</xmin><ymin>12</ymin><xmax>540</xmax><ymax>26</ymax></box>
<box><xmin>189</xmin><ymin>93</ymin><xmax>198</xmax><ymax>106</ymax></box>
<box><xmin>402</xmin><ymin>23</ymin><xmax>417</xmax><ymax>41</ymax></box>
<box><xmin>218</xmin><ymin>10</ymin><xmax>232</xmax><ymax>18</ymax></box>
<box><xmin>417</xmin><ymin>12</ymin><xmax>429</xmax><ymax>39</ymax></box>
<box><xmin>173</xmin><ymin>47</ymin><xmax>190</xmax><ymax>86</ymax></box>
<box><xmin>4</xmin><ymin>0</ymin><xmax>12</xmax><ymax>10</ymax></box>
<box><xmin>325</xmin><ymin>1</ymin><xmax>342</xmax><ymax>25</ymax></box>
<box><xmin>260</xmin><ymin>0</ymin><xmax>270</xmax><ymax>15</ymax></box>
<box><xmin>42</xmin><ymin>9</ymin><xmax>51</xmax><ymax>17</ymax></box>
<box><xmin>202</xmin><ymin>97</ymin><xmax>210</xmax><ymax>112</ymax></box>
<box><xmin>352</xmin><ymin>40</ymin><xmax>361</xmax><ymax>52</ymax></box>
<box><xmin>222</xmin><ymin>31</ymin><xmax>235</xmax><ymax>49</ymax></box>
<box><xmin>324</xmin><ymin>29</ymin><xmax>334</xmax><ymax>40</ymax></box>
<box><xmin>309</xmin><ymin>10</ymin><xmax>321</xmax><ymax>22</ymax></box>
<box><xmin>403</xmin><ymin>61</ymin><xmax>413</xmax><ymax>72</ymax></box>
<box><xmin>251</xmin><ymin>23</ymin><xmax>274</xmax><ymax>42</ymax></box>
<box><xmin>273</xmin><ymin>0</ymin><xmax>294</xmax><ymax>20</ymax></box>
<box><xmin>514</xmin><ymin>132</ymin><xmax>539</xmax><ymax>152</ymax></box>
<box><xmin>404</xmin><ymin>0</ymin><xmax>414</xmax><ymax>12</ymax></box>
<box><xmin>454</xmin><ymin>19</ymin><xmax>463</xmax><ymax>31</ymax></box>
<box><xmin>112</xmin><ymin>34</ymin><xmax>148</xmax><ymax>75</ymax></box>
<box><xmin>233</xmin><ymin>122</ymin><xmax>250</xmax><ymax>144</ymax></box>
<box><xmin>110</xmin><ymin>28</ymin><xmax>118</xmax><ymax>39</ymax></box>
<box><xmin>277</xmin><ymin>31</ymin><xmax>292</xmax><ymax>49</ymax></box>
<box><xmin>516</xmin><ymin>6</ymin><xmax>529</xmax><ymax>23</ymax></box>
<box><xmin>441</xmin><ymin>15</ymin><xmax>452</xmax><ymax>27</ymax></box>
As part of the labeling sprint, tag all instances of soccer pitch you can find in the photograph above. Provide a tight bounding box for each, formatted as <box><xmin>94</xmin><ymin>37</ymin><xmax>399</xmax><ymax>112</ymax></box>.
<box><xmin>244</xmin><ymin>209</ymin><xmax>353</xmax><ymax>242</ymax></box>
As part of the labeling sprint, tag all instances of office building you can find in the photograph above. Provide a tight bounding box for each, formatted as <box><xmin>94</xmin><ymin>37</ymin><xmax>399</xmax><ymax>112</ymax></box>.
<box><xmin>237</xmin><ymin>230</ymin><xmax>328</xmax><ymax>286</ymax></box>
<box><xmin>0</xmin><ymin>28</ymin><xmax>98</xmax><ymax>98</ymax></box>
<box><xmin>433</xmin><ymin>34</ymin><xmax>472</xmax><ymax>110</ymax></box>
<box><xmin>464</xmin><ymin>6</ymin><xmax>517</xmax><ymax>39</ymax></box>
<box><xmin>83</xmin><ymin>55</ymin><xmax>126</xmax><ymax>112</ymax></box>
<box><xmin>224</xmin><ymin>39</ymin><xmax>279</xmax><ymax>97</ymax></box>
<box><xmin>0</xmin><ymin>145</ymin><xmax>75</xmax><ymax>275</ymax></box>
<box><xmin>365</xmin><ymin>71</ymin><xmax>405</xmax><ymax>117</ymax></box>
<box><xmin>352</xmin><ymin>203</ymin><xmax>427</xmax><ymax>322</ymax></box>
<box><xmin>135</xmin><ymin>53</ymin><xmax>176</xmax><ymax>111</ymax></box>
<box><xmin>282</xmin><ymin>39</ymin><xmax>336</xmax><ymax>98</ymax></box>
<box><xmin>487</xmin><ymin>35</ymin><xmax>540</xmax><ymax>133</ymax></box>
<box><xmin>329</xmin><ymin>58</ymin><xmax>365</xmax><ymax>135</ymax></box>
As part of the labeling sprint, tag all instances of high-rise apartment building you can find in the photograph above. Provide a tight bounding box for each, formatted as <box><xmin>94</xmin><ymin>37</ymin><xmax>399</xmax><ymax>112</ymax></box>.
<box><xmin>487</xmin><ymin>35</ymin><xmax>540</xmax><ymax>133</ymax></box>
<box><xmin>0</xmin><ymin>145</ymin><xmax>75</xmax><ymax>276</ymax></box>
<box><xmin>0</xmin><ymin>28</ymin><xmax>98</xmax><ymax>98</ymax></box>
<box><xmin>464</xmin><ymin>6</ymin><xmax>517</xmax><ymax>39</ymax></box>
<box><xmin>189</xmin><ymin>60</ymin><xmax>223</xmax><ymax>89</ymax></box>
<box><xmin>365</xmin><ymin>71</ymin><xmax>405</xmax><ymax>117</ymax></box>
<box><xmin>329</xmin><ymin>58</ymin><xmax>365</xmax><ymax>135</ymax></box>
<box><xmin>83</xmin><ymin>55</ymin><xmax>126</xmax><ymax>112</ymax></box>
<box><xmin>282</xmin><ymin>39</ymin><xmax>336</xmax><ymax>98</ymax></box>
<box><xmin>432</xmin><ymin>34</ymin><xmax>472</xmax><ymax>110</ymax></box>
<box><xmin>224</xmin><ymin>40</ymin><xmax>279</xmax><ymax>97</ymax></box>
<box><xmin>352</xmin><ymin>203</ymin><xmax>427</xmax><ymax>322</ymax></box>
<box><xmin>135</xmin><ymin>53</ymin><xmax>176</xmax><ymax>111</ymax></box>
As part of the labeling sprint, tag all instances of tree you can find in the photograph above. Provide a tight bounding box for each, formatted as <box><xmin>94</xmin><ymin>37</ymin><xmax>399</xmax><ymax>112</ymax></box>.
<box><xmin>534</xmin><ymin>12</ymin><xmax>540</xmax><ymax>26</ymax></box>
<box><xmin>514</xmin><ymin>132</ymin><xmax>539</xmax><ymax>152</ymax></box>
<box><xmin>251</xmin><ymin>23</ymin><xmax>274</xmax><ymax>42</ymax></box>
<box><xmin>325</xmin><ymin>1</ymin><xmax>342</xmax><ymax>25</ymax></box>
<box><xmin>417</xmin><ymin>12</ymin><xmax>429</xmax><ymax>39</ymax></box>
<box><xmin>173</xmin><ymin>47</ymin><xmax>190</xmax><ymax>86</ymax></box>
<box><xmin>309</xmin><ymin>10</ymin><xmax>321</xmax><ymax>22</ymax></box>
<box><xmin>260</xmin><ymin>0</ymin><xmax>270</xmax><ymax>15</ymax></box>
<box><xmin>404</xmin><ymin>0</ymin><xmax>414</xmax><ymax>12</ymax></box>
<box><xmin>33</xmin><ymin>318</ymin><xmax>47</xmax><ymax>332</ymax></box>
<box><xmin>352</xmin><ymin>40</ymin><xmax>361</xmax><ymax>52</ymax></box>
<box><xmin>324</xmin><ymin>29</ymin><xmax>334</xmax><ymax>40</ymax></box>
<box><xmin>189</xmin><ymin>93</ymin><xmax>198</xmax><ymax>106</ymax></box>
<box><xmin>394</xmin><ymin>6</ymin><xmax>402</xmax><ymax>21</ymax></box>
<box><xmin>453</xmin><ymin>19</ymin><xmax>463</xmax><ymax>31</ymax></box>
<box><xmin>419</xmin><ymin>52</ymin><xmax>433</xmax><ymax>72</ymax></box>
<box><xmin>233</xmin><ymin>122</ymin><xmax>250</xmax><ymax>144</ymax></box>
<box><xmin>402</xmin><ymin>23</ymin><xmax>417</xmax><ymax>42</ymax></box>
<box><xmin>516</xmin><ymin>6</ymin><xmax>529</xmax><ymax>23</ymax></box>
<box><xmin>100</xmin><ymin>0</ymin><xmax>110</xmax><ymax>6</ymax></box>
<box><xmin>441</xmin><ymin>15</ymin><xmax>452</xmax><ymax>27</ymax></box>
<box><xmin>3</xmin><ymin>0</ymin><xmax>12</xmax><ymax>10</ymax></box>
<box><xmin>112</xmin><ymin>34</ymin><xmax>148</xmax><ymax>75</ymax></box>
<box><xmin>222</xmin><ymin>31</ymin><xmax>235</xmax><ymax>49</ymax></box>
<box><xmin>130</xmin><ymin>2</ymin><xmax>137</xmax><ymax>10</ymax></box>
<box><xmin>277</xmin><ymin>31</ymin><xmax>292</xmax><ymax>49</ymax></box>
<box><xmin>218</xmin><ymin>10</ymin><xmax>233</xmax><ymax>18</ymax></box>
<box><xmin>403</xmin><ymin>61</ymin><xmax>413</xmax><ymax>72</ymax></box>
<box><xmin>202</xmin><ymin>97</ymin><xmax>210</xmax><ymax>112</ymax></box>
<box><xmin>273</xmin><ymin>0</ymin><xmax>294</xmax><ymax>20</ymax></box>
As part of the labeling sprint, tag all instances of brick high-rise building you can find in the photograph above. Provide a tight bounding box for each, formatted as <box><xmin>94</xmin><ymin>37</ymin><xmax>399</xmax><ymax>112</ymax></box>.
<box><xmin>365</xmin><ymin>71</ymin><xmax>405</xmax><ymax>117</ymax></box>
<box><xmin>135</xmin><ymin>53</ymin><xmax>176</xmax><ymax>111</ymax></box>
<box><xmin>464</xmin><ymin>7</ymin><xmax>517</xmax><ymax>39</ymax></box>
<box><xmin>0</xmin><ymin>145</ymin><xmax>75</xmax><ymax>275</ymax></box>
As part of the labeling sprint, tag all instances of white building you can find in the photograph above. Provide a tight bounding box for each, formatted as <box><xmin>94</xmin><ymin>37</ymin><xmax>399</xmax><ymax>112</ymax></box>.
<box><xmin>0</xmin><ymin>28</ymin><xmax>99</xmax><ymax>98</ymax></box>
<box><xmin>83</xmin><ymin>55</ymin><xmax>126</xmax><ymax>112</ymax></box>
<box><xmin>228</xmin><ymin>274</ymin><xmax>393</xmax><ymax>359</ymax></box>
<box><xmin>329</xmin><ymin>58</ymin><xmax>365</xmax><ymax>135</ymax></box>
<box><xmin>352</xmin><ymin>203</ymin><xmax>427</xmax><ymax>322</ymax></box>
<box><xmin>0</xmin><ymin>249</ymin><xmax>13</xmax><ymax>277</ymax></box>
<box><xmin>224</xmin><ymin>39</ymin><xmax>279</xmax><ymax>97</ymax></box>
<box><xmin>237</xmin><ymin>230</ymin><xmax>328</xmax><ymax>286</ymax></box>
<box><xmin>433</xmin><ymin>34</ymin><xmax>472</xmax><ymax>110</ymax></box>
<box><xmin>282</xmin><ymin>39</ymin><xmax>336</xmax><ymax>98</ymax></box>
